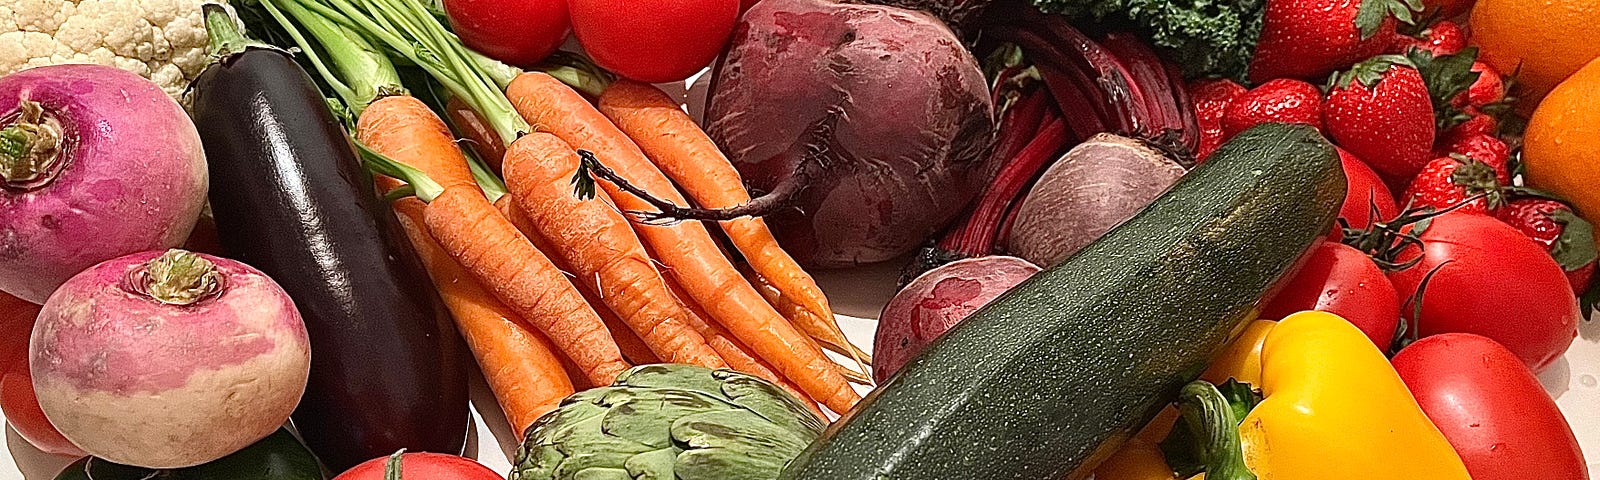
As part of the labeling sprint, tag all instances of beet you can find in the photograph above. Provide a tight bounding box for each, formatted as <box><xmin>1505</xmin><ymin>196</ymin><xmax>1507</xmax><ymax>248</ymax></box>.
<box><xmin>1005</xmin><ymin>133</ymin><xmax>1185</xmax><ymax>267</ymax></box>
<box><xmin>703</xmin><ymin>0</ymin><xmax>995</xmax><ymax>268</ymax></box>
<box><xmin>874</xmin><ymin>256</ymin><xmax>1038</xmax><ymax>382</ymax></box>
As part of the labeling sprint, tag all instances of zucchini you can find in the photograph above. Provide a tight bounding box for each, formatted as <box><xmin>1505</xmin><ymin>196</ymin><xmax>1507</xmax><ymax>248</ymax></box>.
<box><xmin>779</xmin><ymin>123</ymin><xmax>1345</xmax><ymax>480</ymax></box>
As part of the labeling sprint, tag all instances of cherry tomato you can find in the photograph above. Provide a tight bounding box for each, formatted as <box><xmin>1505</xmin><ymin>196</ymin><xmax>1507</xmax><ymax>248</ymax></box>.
<box><xmin>334</xmin><ymin>452</ymin><xmax>501</xmax><ymax>480</ymax></box>
<box><xmin>1332</xmin><ymin>147</ymin><xmax>1399</xmax><ymax>237</ymax></box>
<box><xmin>1393</xmin><ymin>334</ymin><xmax>1587</xmax><ymax>480</ymax></box>
<box><xmin>568</xmin><ymin>0</ymin><xmax>740</xmax><ymax>83</ymax></box>
<box><xmin>0</xmin><ymin>293</ymin><xmax>82</xmax><ymax>456</ymax></box>
<box><xmin>443</xmin><ymin>0</ymin><xmax>569</xmax><ymax>66</ymax></box>
<box><xmin>1388</xmin><ymin>211</ymin><xmax>1579</xmax><ymax>371</ymax></box>
<box><xmin>1260</xmin><ymin>240</ymin><xmax>1400</xmax><ymax>350</ymax></box>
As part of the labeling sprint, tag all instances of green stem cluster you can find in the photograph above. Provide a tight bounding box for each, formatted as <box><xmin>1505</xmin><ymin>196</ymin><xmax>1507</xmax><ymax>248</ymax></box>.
<box><xmin>0</xmin><ymin>100</ymin><xmax>63</xmax><ymax>189</ymax></box>
<box><xmin>264</xmin><ymin>0</ymin><xmax>529</xmax><ymax>145</ymax></box>
<box><xmin>130</xmin><ymin>249</ymin><xmax>225</xmax><ymax>306</ymax></box>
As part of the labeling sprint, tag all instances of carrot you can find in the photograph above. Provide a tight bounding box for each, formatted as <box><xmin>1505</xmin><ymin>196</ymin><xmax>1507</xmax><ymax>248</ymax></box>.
<box><xmin>359</xmin><ymin>97</ymin><xmax>477</xmax><ymax>191</ymax></box>
<box><xmin>743</xmin><ymin>266</ymin><xmax>873</xmax><ymax>384</ymax></box>
<box><xmin>495</xmin><ymin>197</ymin><xmax>662</xmax><ymax>368</ymax></box>
<box><xmin>391</xmin><ymin>199</ymin><xmax>570</xmax><ymax>439</ymax></box>
<box><xmin>596</xmin><ymin>80</ymin><xmax>867</xmax><ymax>371</ymax></box>
<box><xmin>506</xmin><ymin>72</ymin><xmax>861</xmax><ymax>412</ymax></box>
<box><xmin>661</xmin><ymin>275</ymin><xmax>822</xmax><ymax>414</ymax></box>
<box><xmin>500</xmin><ymin>132</ymin><xmax>725</xmax><ymax>369</ymax></box>
<box><xmin>354</xmin><ymin>96</ymin><xmax>628</xmax><ymax>386</ymax></box>
<box><xmin>445</xmin><ymin>96</ymin><xmax>508</xmax><ymax>171</ymax></box>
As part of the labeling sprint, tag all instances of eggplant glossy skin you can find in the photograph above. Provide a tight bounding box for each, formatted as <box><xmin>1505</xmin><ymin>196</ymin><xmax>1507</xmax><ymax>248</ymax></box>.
<box><xmin>53</xmin><ymin>428</ymin><xmax>326</xmax><ymax>480</ymax></box>
<box><xmin>189</xmin><ymin>48</ymin><xmax>469</xmax><ymax>471</ymax></box>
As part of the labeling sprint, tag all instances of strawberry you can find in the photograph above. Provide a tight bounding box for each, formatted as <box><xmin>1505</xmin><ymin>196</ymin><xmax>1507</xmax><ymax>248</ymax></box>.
<box><xmin>1389</xmin><ymin>20</ymin><xmax>1467</xmax><ymax>56</ymax></box>
<box><xmin>1220</xmin><ymin>79</ymin><xmax>1325</xmax><ymax>138</ymax></box>
<box><xmin>1453</xmin><ymin>62</ymin><xmax>1506</xmax><ymax>109</ymax></box>
<box><xmin>1189</xmin><ymin>79</ymin><xmax>1248</xmax><ymax>162</ymax></box>
<box><xmin>1249</xmin><ymin>0</ymin><xmax>1423</xmax><ymax>83</ymax></box>
<box><xmin>1325</xmin><ymin>55</ymin><xmax>1437</xmax><ymax>189</ymax></box>
<box><xmin>1496</xmin><ymin>199</ymin><xmax>1599</xmax><ymax>293</ymax></box>
<box><xmin>1401</xmin><ymin>155</ymin><xmax>1505</xmax><ymax>214</ymax></box>
<box><xmin>1435</xmin><ymin>132</ymin><xmax>1511</xmax><ymax>182</ymax></box>
<box><xmin>1443</xmin><ymin>112</ymin><xmax>1498</xmax><ymax>139</ymax></box>
<box><xmin>1405</xmin><ymin>47</ymin><xmax>1486</xmax><ymax>133</ymax></box>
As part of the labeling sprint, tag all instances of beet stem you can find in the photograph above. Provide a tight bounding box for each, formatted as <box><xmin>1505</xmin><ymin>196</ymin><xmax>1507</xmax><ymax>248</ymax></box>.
<box><xmin>0</xmin><ymin>101</ymin><xmax>64</xmax><ymax>189</ymax></box>
<box><xmin>127</xmin><ymin>249</ymin><xmax>225</xmax><ymax>306</ymax></box>
<box><xmin>578</xmin><ymin>149</ymin><xmax>803</xmax><ymax>223</ymax></box>
<box><xmin>938</xmin><ymin>116</ymin><xmax>1071</xmax><ymax>256</ymax></box>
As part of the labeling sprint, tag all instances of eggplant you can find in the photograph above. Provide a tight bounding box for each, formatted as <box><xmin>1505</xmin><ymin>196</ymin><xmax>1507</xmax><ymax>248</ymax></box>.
<box><xmin>53</xmin><ymin>429</ymin><xmax>326</xmax><ymax>480</ymax></box>
<box><xmin>187</xmin><ymin>10</ymin><xmax>469</xmax><ymax>471</ymax></box>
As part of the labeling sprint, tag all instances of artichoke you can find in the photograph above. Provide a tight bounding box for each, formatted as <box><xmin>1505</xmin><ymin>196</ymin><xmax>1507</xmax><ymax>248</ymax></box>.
<box><xmin>512</xmin><ymin>364</ymin><xmax>827</xmax><ymax>480</ymax></box>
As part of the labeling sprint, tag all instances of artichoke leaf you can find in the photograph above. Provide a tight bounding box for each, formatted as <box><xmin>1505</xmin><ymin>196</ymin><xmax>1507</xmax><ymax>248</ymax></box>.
<box><xmin>622</xmin><ymin>447</ymin><xmax>678</xmax><ymax>479</ymax></box>
<box><xmin>600</xmin><ymin>388</ymin><xmax>731</xmax><ymax>448</ymax></box>
<box><xmin>714</xmin><ymin>373</ymin><xmax>826</xmax><ymax>435</ymax></box>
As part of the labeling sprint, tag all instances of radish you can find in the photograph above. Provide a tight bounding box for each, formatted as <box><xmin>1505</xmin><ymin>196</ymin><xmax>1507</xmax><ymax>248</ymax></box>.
<box><xmin>874</xmin><ymin>256</ymin><xmax>1039</xmax><ymax>382</ymax></box>
<box><xmin>1005</xmin><ymin>133</ymin><xmax>1186</xmax><ymax>267</ymax></box>
<box><xmin>31</xmin><ymin>249</ymin><xmax>310</xmax><ymax>469</ymax></box>
<box><xmin>0</xmin><ymin>64</ymin><xmax>208</xmax><ymax>304</ymax></box>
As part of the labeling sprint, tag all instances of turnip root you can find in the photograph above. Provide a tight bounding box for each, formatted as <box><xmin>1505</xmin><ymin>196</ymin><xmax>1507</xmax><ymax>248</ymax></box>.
<box><xmin>32</xmin><ymin>250</ymin><xmax>309</xmax><ymax>469</ymax></box>
<box><xmin>1006</xmin><ymin>133</ymin><xmax>1185</xmax><ymax>267</ymax></box>
<box><xmin>0</xmin><ymin>65</ymin><xmax>208</xmax><ymax>304</ymax></box>
<box><xmin>701</xmin><ymin>0</ymin><xmax>994</xmax><ymax>268</ymax></box>
<box><xmin>874</xmin><ymin>256</ymin><xmax>1038</xmax><ymax>382</ymax></box>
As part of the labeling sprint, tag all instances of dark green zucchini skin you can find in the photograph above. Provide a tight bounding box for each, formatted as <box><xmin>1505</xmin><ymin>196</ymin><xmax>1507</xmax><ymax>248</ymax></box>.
<box><xmin>780</xmin><ymin>123</ymin><xmax>1345</xmax><ymax>480</ymax></box>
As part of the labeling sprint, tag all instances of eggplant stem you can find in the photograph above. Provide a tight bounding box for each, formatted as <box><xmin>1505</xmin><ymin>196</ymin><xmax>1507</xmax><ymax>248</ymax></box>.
<box><xmin>0</xmin><ymin>101</ymin><xmax>64</xmax><ymax>190</ymax></box>
<box><xmin>129</xmin><ymin>250</ymin><xmax>224</xmax><ymax>306</ymax></box>
<box><xmin>577</xmin><ymin>149</ymin><xmax>799</xmax><ymax>224</ymax></box>
<box><xmin>1174</xmin><ymin>381</ymin><xmax>1257</xmax><ymax>480</ymax></box>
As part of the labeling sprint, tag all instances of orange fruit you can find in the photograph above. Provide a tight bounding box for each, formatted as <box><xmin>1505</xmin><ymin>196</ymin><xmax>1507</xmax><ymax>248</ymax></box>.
<box><xmin>1470</xmin><ymin>0</ymin><xmax>1600</xmax><ymax>107</ymax></box>
<box><xmin>1524</xmin><ymin>56</ymin><xmax>1600</xmax><ymax>219</ymax></box>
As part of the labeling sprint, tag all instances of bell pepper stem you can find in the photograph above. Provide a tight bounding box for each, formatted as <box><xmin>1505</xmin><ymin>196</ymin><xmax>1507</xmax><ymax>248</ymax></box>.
<box><xmin>1174</xmin><ymin>380</ymin><xmax>1257</xmax><ymax>480</ymax></box>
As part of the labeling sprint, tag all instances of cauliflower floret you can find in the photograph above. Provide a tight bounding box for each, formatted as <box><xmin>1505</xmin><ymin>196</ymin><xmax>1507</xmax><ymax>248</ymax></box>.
<box><xmin>0</xmin><ymin>0</ymin><xmax>210</xmax><ymax>99</ymax></box>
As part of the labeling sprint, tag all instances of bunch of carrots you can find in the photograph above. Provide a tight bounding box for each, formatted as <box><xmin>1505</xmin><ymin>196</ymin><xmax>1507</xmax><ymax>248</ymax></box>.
<box><xmin>253</xmin><ymin>0</ymin><xmax>868</xmax><ymax>435</ymax></box>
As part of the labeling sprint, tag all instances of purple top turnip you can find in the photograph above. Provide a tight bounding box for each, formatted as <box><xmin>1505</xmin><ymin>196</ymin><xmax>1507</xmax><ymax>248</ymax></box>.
<box><xmin>874</xmin><ymin>256</ymin><xmax>1038</xmax><ymax>382</ymax></box>
<box><xmin>0</xmin><ymin>64</ymin><xmax>208</xmax><ymax>304</ymax></box>
<box><xmin>702</xmin><ymin>0</ymin><xmax>995</xmax><ymax>268</ymax></box>
<box><xmin>31</xmin><ymin>249</ymin><xmax>309</xmax><ymax>469</ymax></box>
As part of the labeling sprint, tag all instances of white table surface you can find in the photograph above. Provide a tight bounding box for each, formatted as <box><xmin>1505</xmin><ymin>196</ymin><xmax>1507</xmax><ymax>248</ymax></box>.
<box><xmin>2</xmin><ymin>259</ymin><xmax>1596</xmax><ymax>478</ymax></box>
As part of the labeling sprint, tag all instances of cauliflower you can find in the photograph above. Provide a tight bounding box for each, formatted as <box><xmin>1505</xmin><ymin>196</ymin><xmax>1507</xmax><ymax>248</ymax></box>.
<box><xmin>0</xmin><ymin>0</ymin><xmax>211</xmax><ymax>99</ymax></box>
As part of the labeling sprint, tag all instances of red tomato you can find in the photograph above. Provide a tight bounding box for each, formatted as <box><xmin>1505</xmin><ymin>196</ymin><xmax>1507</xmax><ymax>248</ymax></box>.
<box><xmin>1393</xmin><ymin>334</ymin><xmax>1588</xmax><ymax>480</ymax></box>
<box><xmin>568</xmin><ymin>0</ymin><xmax>740</xmax><ymax>83</ymax></box>
<box><xmin>1388</xmin><ymin>211</ymin><xmax>1579</xmax><ymax>371</ymax></box>
<box><xmin>1260</xmin><ymin>240</ymin><xmax>1400</xmax><ymax>350</ymax></box>
<box><xmin>444</xmin><ymin>0</ymin><xmax>570</xmax><ymax>66</ymax></box>
<box><xmin>1332</xmin><ymin>147</ymin><xmax>1399</xmax><ymax>236</ymax></box>
<box><xmin>0</xmin><ymin>293</ymin><xmax>81</xmax><ymax>456</ymax></box>
<box><xmin>334</xmin><ymin>452</ymin><xmax>501</xmax><ymax>480</ymax></box>
<box><xmin>1</xmin><ymin>360</ymin><xmax>82</xmax><ymax>456</ymax></box>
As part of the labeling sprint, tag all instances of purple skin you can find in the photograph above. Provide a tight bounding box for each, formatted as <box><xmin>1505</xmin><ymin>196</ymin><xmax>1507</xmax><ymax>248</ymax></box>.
<box><xmin>1006</xmin><ymin>133</ymin><xmax>1186</xmax><ymax>268</ymax></box>
<box><xmin>0</xmin><ymin>64</ymin><xmax>208</xmax><ymax>304</ymax></box>
<box><xmin>873</xmin><ymin>255</ymin><xmax>1038</xmax><ymax>382</ymax></box>
<box><xmin>706</xmin><ymin>0</ymin><xmax>994</xmax><ymax>268</ymax></box>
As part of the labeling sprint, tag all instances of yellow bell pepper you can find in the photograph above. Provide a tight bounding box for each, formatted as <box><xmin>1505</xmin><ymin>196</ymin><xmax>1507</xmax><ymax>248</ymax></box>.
<box><xmin>1095</xmin><ymin>319</ymin><xmax>1276</xmax><ymax>480</ymax></box>
<box><xmin>1098</xmin><ymin>312</ymin><xmax>1471</xmax><ymax>480</ymax></box>
<box><xmin>1231</xmin><ymin>311</ymin><xmax>1471</xmax><ymax>480</ymax></box>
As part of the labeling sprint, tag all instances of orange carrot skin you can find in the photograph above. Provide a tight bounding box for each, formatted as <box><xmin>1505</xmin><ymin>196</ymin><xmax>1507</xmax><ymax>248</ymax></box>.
<box><xmin>506</xmin><ymin>72</ymin><xmax>860</xmax><ymax>412</ymax></box>
<box><xmin>358</xmin><ymin>96</ymin><xmax>476</xmax><ymax>191</ymax></box>
<box><xmin>494</xmin><ymin>197</ymin><xmax>663</xmax><ymax>367</ymax></box>
<box><xmin>662</xmin><ymin>275</ymin><xmax>821</xmax><ymax>414</ymax></box>
<box><xmin>425</xmin><ymin>185</ymin><xmax>629</xmax><ymax>386</ymax></box>
<box><xmin>500</xmin><ymin>132</ymin><xmax>725</xmax><ymax>370</ymax></box>
<box><xmin>597</xmin><ymin>80</ymin><xmax>845</xmax><ymax>354</ymax></box>
<box><xmin>392</xmin><ymin>199</ymin><xmax>571</xmax><ymax>438</ymax></box>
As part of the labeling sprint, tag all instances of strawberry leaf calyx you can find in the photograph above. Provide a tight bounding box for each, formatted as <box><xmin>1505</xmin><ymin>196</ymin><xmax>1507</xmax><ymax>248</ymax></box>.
<box><xmin>1408</xmin><ymin>47</ymin><xmax>1483</xmax><ymax>131</ymax></box>
<box><xmin>1550</xmin><ymin>209</ymin><xmax>1599</xmax><ymax>271</ymax></box>
<box><xmin>1356</xmin><ymin>0</ymin><xmax>1425</xmax><ymax>39</ymax></box>
<box><xmin>1330</xmin><ymin>55</ymin><xmax>1416</xmax><ymax>90</ymax></box>
<box><xmin>1446</xmin><ymin>154</ymin><xmax>1506</xmax><ymax>207</ymax></box>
